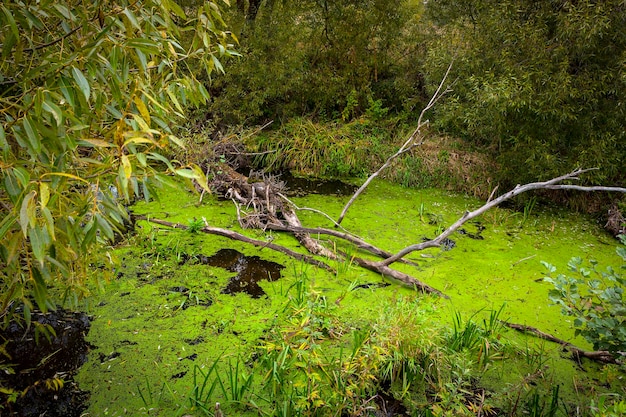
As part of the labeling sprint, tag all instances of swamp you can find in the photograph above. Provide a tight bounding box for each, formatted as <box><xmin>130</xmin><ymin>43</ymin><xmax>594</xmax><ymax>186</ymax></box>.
<box><xmin>1</xmin><ymin>0</ymin><xmax>626</xmax><ymax>416</ymax></box>
<box><xmin>75</xmin><ymin>178</ymin><xmax>625</xmax><ymax>415</ymax></box>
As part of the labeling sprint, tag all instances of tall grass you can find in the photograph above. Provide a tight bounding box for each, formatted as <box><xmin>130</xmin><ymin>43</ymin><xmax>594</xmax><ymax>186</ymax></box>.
<box><xmin>447</xmin><ymin>305</ymin><xmax>507</xmax><ymax>367</ymax></box>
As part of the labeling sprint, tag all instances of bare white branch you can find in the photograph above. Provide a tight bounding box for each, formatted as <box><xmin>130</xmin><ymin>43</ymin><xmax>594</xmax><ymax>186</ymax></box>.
<box><xmin>378</xmin><ymin>168</ymin><xmax>624</xmax><ymax>266</ymax></box>
<box><xmin>336</xmin><ymin>61</ymin><xmax>455</xmax><ymax>225</ymax></box>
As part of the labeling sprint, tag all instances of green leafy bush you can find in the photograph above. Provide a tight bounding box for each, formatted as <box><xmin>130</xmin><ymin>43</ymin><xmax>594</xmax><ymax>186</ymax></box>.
<box><xmin>543</xmin><ymin>235</ymin><xmax>626</xmax><ymax>353</ymax></box>
<box><xmin>425</xmin><ymin>0</ymin><xmax>626</xmax><ymax>188</ymax></box>
<box><xmin>207</xmin><ymin>0</ymin><xmax>427</xmax><ymax>125</ymax></box>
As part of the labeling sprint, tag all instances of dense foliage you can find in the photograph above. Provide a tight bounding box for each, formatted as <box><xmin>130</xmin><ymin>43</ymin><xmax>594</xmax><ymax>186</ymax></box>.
<box><xmin>206</xmin><ymin>0</ymin><xmax>428</xmax><ymax>125</ymax></box>
<box><xmin>202</xmin><ymin>0</ymin><xmax>625</xmax><ymax>199</ymax></box>
<box><xmin>0</xmin><ymin>0</ymin><xmax>236</xmax><ymax>324</ymax></box>
<box><xmin>544</xmin><ymin>235</ymin><xmax>626</xmax><ymax>354</ymax></box>
<box><xmin>425</xmin><ymin>0</ymin><xmax>626</xmax><ymax>187</ymax></box>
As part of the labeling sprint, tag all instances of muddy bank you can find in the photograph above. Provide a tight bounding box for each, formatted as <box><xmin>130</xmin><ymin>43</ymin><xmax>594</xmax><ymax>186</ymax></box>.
<box><xmin>0</xmin><ymin>309</ymin><xmax>92</xmax><ymax>417</ymax></box>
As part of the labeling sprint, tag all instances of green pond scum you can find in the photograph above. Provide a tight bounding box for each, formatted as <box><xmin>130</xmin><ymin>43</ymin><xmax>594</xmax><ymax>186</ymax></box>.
<box><xmin>76</xmin><ymin>179</ymin><xmax>625</xmax><ymax>416</ymax></box>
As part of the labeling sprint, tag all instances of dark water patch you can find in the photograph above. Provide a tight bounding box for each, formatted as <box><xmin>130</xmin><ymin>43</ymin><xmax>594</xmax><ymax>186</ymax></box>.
<box><xmin>279</xmin><ymin>171</ymin><xmax>358</xmax><ymax>197</ymax></box>
<box><xmin>185</xmin><ymin>336</ymin><xmax>205</xmax><ymax>346</ymax></box>
<box><xmin>188</xmin><ymin>248</ymin><xmax>284</xmax><ymax>298</ymax></box>
<box><xmin>171</xmin><ymin>371</ymin><xmax>187</xmax><ymax>379</ymax></box>
<box><xmin>352</xmin><ymin>282</ymin><xmax>391</xmax><ymax>290</ymax></box>
<box><xmin>182</xmin><ymin>353</ymin><xmax>198</xmax><ymax>361</ymax></box>
<box><xmin>422</xmin><ymin>237</ymin><xmax>456</xmax><ymax>251</ymax></box>
<box><xmin>98</xmin><ymin>351</ymin><xmax>121</xmax><ymax>363</ymax></box>
<box><xmin>0</xmin><ymin>309</ymin><xmax>92</xmax><ymax>417</ymax></box>
<box><xmin>458</xmin><ymin>221</ymin><xmax>486</xmax><ymax>240</ymax></box>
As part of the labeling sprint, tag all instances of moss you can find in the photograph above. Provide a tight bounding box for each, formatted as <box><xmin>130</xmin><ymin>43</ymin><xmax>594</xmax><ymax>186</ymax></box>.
<box><xmin>76</xmin><ymin>179</ymin><xmax>624</xmax><ymax>416</ymax></box>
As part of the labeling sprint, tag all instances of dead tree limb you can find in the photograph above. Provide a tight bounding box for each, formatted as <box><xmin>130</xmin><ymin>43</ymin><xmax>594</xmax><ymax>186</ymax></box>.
<box><xmin>263</xmin><ymin>223</ymin><xmax>420</xmax><ymax>267</ymax></box>
<box><xmin>350</xmin><ymin>257</ymin><xmax>449</xmax><ymax>298</ymax></box>
<box><xmin>133</xmin><ymin>215</ymin><xmax>335</xmax><ymax>272</ymax></box>
<box><xmin>503</xmin><ymin>321</ymin><xmax>618</xmax><ymax>364</ymax></box>
<box><xmin>379</xmin><ymin>168</ymin><xmax>626</xmax><ymax>267</ymax></box>
<box><xmin>336</xmin><ymin>61</ymin><xmax>455</xmax><ymax>225</ymax></box>
<box><xmin>543</xmin><ymin>185</ymin><xmax>626</xmax><ymax>193</ymax></box>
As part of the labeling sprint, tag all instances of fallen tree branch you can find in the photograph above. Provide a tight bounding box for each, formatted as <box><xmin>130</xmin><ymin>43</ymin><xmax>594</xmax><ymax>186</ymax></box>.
<box><xmin>350</xmin><ymin>257</ymin><xmax>449</xmax><ymax>298</ymax></box>
<box><xmin>378</xmin><ymin>168</ymin><xmax>626</xmax><ymax>267</ymax></box>
<box><xmin>134</xmin><ymin>215</ymin><xmax>335</xmax><ymax>272</ymax></box>
<box><xmin>543</xmin><ymin>185</ymin><xmax>626</xmax><ymax>193</ymax></box>
<box><xmin>262</xmin><ymin>223</ymin><xmax>420</xmax><ymax>267</ymax></box>
<box><xmin>503</xmin><ymin>321</ymin><xmax>618</xmax><ymax>364</ymax></box>
<box><xmin>278</xmin><ymin>192</ymin><xmax>348</xmax><ymax>231</ymax></box>
<box><xmin>336</xmin><ymin>61</ymin><xmax>455</xmax><ymax>225</ymax></box>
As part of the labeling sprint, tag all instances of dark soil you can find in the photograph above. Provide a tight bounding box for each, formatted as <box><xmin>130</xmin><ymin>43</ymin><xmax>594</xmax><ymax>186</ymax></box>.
<box><xmin>0</xmin><ymin>308</ymin><xmax>92</xmax><ymax>417</ymax></box>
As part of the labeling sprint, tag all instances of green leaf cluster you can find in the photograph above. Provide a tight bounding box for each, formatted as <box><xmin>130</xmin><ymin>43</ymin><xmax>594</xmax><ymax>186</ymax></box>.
<box><xmin>0</xmin><ymin>0</ymin><xmax>236</xmax><ymax>324</ymax></box>
<box><xmin>207</xmin><ymin>0</ymin><xmax>427</xmax><ymax>125</ymax></box>
<box><xmin>543</xmin><ymin>235</ymin><xmax>626</xmax><ymax>353</ymax></box>
<box><xmin>424</xmin><ymin>0</ymin><xmax>626</xmax><ymax>187</ymax></box>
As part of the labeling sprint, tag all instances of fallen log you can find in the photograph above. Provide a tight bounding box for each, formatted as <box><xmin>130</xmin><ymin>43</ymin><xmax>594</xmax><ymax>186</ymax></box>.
<box><xmin>205</xmin><ymin>164</ymin><xmax>448</xmax><ymax>296</ymax></box>
<box><xmin>133</xmin><ymin>215</ymin><xmax>335</xmax><ymax>272</ymax></box>
<box><xmin>502</xmin><ymin>321</ymin><xmax>618</xmax><ymax>364</ymax></box>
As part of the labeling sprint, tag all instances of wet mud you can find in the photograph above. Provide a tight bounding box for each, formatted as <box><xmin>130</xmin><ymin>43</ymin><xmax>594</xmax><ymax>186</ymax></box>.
<box><xmin>0</xmin><ymin>309</ymin><xmax>92</xmax><ymax>417</ymax></box>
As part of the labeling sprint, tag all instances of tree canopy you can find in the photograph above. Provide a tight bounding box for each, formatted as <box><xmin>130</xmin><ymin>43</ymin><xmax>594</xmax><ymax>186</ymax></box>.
<box><xmin>0</xmin><ymin>0</ymin><xmax>236</xmax><ymax>324</ymax></box>
<box><xmin>425</xmin><ymin>0</ymin><xmax>626</xmax><ymax>186</ymax></box>
<box><xmin>207</xmin><ymin>0</ymin><xmax>427</xmax><ymax>124</ymax></box>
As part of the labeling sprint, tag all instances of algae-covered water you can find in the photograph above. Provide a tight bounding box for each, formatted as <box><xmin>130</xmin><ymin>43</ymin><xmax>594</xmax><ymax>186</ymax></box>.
<box><xmin>76</xmin><ymin>179</ymin><xmax>624</xmax><ymax>416</ymax></box>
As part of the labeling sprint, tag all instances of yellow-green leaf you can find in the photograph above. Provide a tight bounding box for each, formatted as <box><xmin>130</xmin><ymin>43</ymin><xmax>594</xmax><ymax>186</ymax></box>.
<box><xmin>0</xmin><ymin>121</ymin><xmax>8</xmax><ymax>153</ymax></box>
<box><xmin>121</xmin><ymin>154</ymin><xmax>132</xmax><ymax>179</ymax></box>
<box><xmin>131</xmin><ymin>113</ymin><xmax>150</xmax><ymax>132</ymax></box>
<box><xmin>0</xmin><ymin>214</ymin><xmax>16</xmax><ymax>241</ymax></box>
<box><xmin>167</xmin><ymin>0</ymin><xmax>187</xmax><ymax>19</ymax></box>
<box><xmin>133</xmin><ymin>96</ymin><xmax>151</xmax><ymax>125</ymax></box>
<box><xmin>190</xmin><ymin>164</ymin><xmax>211</xmax><ymax>194</ymax></box>
<box><xmin>167</xmin><ymin>135</ymin><xmax>185</xmax><ymax>148</ymax></box>
<box><xmin>95</xmin><ymin>213</ymin><xmax>114</xmax><ymax>241</ymax></box>
<box><xmin>122</xmin><ymin>8</ymin><xmax>141</xmax><ymax>30</ymax></box>
<box><xmin>22</xmin><ymin>117</ymin><xmax>41</xmax><ymax>155</ymax></box>
<box><xmin>174</xmin><ymin>168</ymin><xmax>196</xmax><ymax>179</ymax></box>
<box><xmin>29</xmin><ymin>226</ymin><xmax>47</xmax><ymax>263</ymax></box>
<box><xmin>122</xmin><ymin>136</ymin><xmax>156</xmax><ymax>149</ymax></box>
<box><xmin>42</xmin><ymin>99</ymin><xmax>63</xmax><ymax>126</ymax></box>
<box><xmin>39</xmin><ymin>182</ymin><xmax>50</xmax><ymax>208</ymax></box>
<box><xmin>136</xmin><ymin>152</ymin><xmax>147</xmax><ymax>167</ymax></box>
<box><xmin>117</xmin><ymin>165</ymin><xmax>130</xmax><ymax>201</ymax></box>
<box><xmin>19</xmin><ymin>190</ymin><xmax>37</xmax><ymax>238</ymax></box>
<box><xmin>40</xmin><ymin>172</ymin><xmax>89</xmax><ymax>184</ymax></box>
<box><xmin>42</xmin><ymin>207</ymin><xmax>55</xmax><ymax>241</ymax></box>
<box><xmin>79</xmin><ymin>139</ymin><xmax>115</xmax><ymax>148</ymax></box>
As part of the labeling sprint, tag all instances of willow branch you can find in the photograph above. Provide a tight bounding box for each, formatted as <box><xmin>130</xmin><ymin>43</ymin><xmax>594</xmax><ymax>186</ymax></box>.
<box><xmin>503</xmin><ymin>322</ymin><xmax>618</xmax><ymax>364</ymax></box>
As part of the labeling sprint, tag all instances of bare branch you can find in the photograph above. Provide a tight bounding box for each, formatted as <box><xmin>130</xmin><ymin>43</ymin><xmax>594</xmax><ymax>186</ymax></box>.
<box><xmin>379</xmin><ymin>168</ymin><xmax>609</xmax><ymax>266</ymax></box>
<box><xmin>263</xmin><ymin>223</ymin><xmax>420</xmax><ymax>267</ymax></box>
<box><xmin>543</xmin><ymin>185</ymin><xmax>626</xmax><ymax>193</ymax></box>
<box><xmin>336</xmin><ymin>61</ymin><xmax>455</xmax><ymax>225</ymax></box>
<box><xmin>503</xmin><ymin>321</ymin><xmax>618</xmax><ymax>364</ymax></box>
<box><xmin>277</xmin><ymin>192</ymin><xmax>349</xmax><ymax>231</ymax></box>
<box><xmin>134</xmin><ymin>215</ymin><xmax>335</xmax><ymax>272</ymax></box>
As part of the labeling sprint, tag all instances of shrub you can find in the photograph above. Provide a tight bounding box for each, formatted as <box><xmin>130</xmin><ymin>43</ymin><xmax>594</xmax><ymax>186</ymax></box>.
<box><xmin>543</xmin><ymin>235</ymin><xmax>626</xmax><ymax>353</ymax></box>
